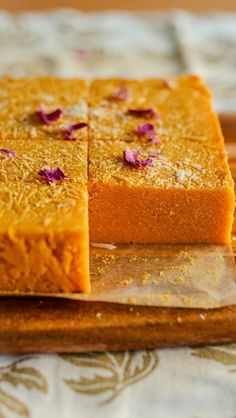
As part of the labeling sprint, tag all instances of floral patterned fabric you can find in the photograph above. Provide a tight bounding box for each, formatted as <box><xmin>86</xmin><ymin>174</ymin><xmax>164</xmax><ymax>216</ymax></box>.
<box><xmin>1</xmin><ymin>347</ymin><xmax>236</xmax><ymax>418</ymax></box>
<box><xmin>0</xmin><ymin>9</ymin><xmax>236</xmax><ymax>418</ymax></box>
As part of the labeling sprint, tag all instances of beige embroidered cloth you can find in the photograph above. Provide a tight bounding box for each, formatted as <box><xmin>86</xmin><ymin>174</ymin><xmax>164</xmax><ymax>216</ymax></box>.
<box><xmin>0</xmin><ymin>9</ymin><xmax>236</xmax><ymax>418</ymax></box>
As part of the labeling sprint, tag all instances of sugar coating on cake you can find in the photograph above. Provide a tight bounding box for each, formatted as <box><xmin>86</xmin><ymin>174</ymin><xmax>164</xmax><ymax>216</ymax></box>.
<box><xmin>0</xmin><ymin>77</ymin><xmax>88</xmax><ymax>141</ymax></box>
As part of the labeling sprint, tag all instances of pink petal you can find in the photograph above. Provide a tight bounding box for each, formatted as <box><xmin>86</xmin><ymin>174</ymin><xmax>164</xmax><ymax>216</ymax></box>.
<box><xmin>38</xmin><ymin>166</ymin><xmax>68</xmax><ymax>184</ymax></box>
<box><xmin>111</xmin><ymin>87</ymin><xmax>131</xmax><ymax>101</ymax></box>
<box><xmin>127</xmin><ymin>108</ymin><xmax>159</xmax><ymax>119</ymax></box>
<box><xmin>37</xmin><ymin>106</ymin><xmax>63</xmax><ymax>125</ymax></box>
<box><xmin>148</xmin><ymin>135</ymin><xmax>161</xmax><ymax>144</ymax></box>
<box><xmin>123</xmin><ymin>149</ymin><xmax>153</xmax><ymax>168</ymax></box>
<box><xmin>0</xmin><ymin>148</ymin><xmax>16</xmax><ymax>158</ymax></box>
<box><xmin>62</xmin><ymin>122</ymin><xmax>88</xmax><ymax>141</ymax></box>
<box><xmin>138</xmin><ymin>157</ymin><xmax>153</xmax><ymax>168</ymax></box>
<box><xmin>69</xmin><ymin>122</ymin><xmax>88</xmax><ymax>131</ymax></box>
<box><xmin>137</xmin><ymin>123</ymin><xmax>156</xmax><ymax>136</ymax></box>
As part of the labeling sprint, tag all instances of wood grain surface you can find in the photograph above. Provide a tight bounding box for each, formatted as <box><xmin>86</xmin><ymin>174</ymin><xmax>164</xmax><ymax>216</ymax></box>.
<box><xmin>0</xmin><ymin>113</ymin><xmax>235</xmax><ymax>354</ymax></box>
<box><xmin>1</xmin><ymin>298</ymin><xmax>236</xmax><ymax>353</ymax></box>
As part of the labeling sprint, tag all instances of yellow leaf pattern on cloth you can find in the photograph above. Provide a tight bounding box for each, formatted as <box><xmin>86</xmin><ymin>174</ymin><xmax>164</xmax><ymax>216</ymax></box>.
<box><xmin>62</xmin><ymin>351</ymin><xmax>159</xmax><ymax>403</ymax></box>
<box><xmin>192</xmin><ymin>344</ymin><xmax>236</xmax><ymax>372</ymax></box>
<box><xmin>0</xmin><ymin>357</ymin><xmax>47</xmax><ymax>418</ymax></box>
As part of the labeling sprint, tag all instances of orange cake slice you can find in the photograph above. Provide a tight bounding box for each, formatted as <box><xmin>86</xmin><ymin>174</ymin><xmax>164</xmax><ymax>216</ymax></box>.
<box><xmin>0</xmin><ymin>77</ymin><xmax>88</xmax><ymax>141</ymax></box>
<box><xmin>89</xmin><ymin>76</ymin><xmax>235</xmax><ymax>244</ymax></box>
<box><xmin>0</xmin><ymin>139</ymin><xmax>89</xmax><ymax>293</ymax></box>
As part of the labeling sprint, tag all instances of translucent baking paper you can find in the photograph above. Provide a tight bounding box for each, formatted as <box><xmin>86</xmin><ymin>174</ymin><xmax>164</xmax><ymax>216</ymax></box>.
<box><xmin>71</xmin><ymin>243</ymin><xmax>236</xmax><ymax>308</ymax></box>
<box><xmin>1</xmin><ymin>243</ymin><xmax>236</xmax><ymax>308</ymax></box>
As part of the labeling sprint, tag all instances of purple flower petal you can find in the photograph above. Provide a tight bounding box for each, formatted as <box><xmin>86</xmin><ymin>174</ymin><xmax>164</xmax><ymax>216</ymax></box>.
<box><xmin>69</xmin><ymin>122</ymin><xmax>88</xmax><ymax>131</ymax></box>
<box><xmin>123</xmin><ymin>149</ymin><xmax>153</xmax><ymax>168</ymax></box>
<box><xmin>38</xmin><ymin>166</ymin><xmax>68</xmax><ymax>184</ymax></box>
<box><xmin>127</xmin><ymin>108</ymin><xmax>159</xmax><ymax>119</ymax></box>
<box><xmin>148</xmin><ymin>135</ymin><xmax>161</xmax><ymax>144</ymax></box>
<box><xmin>63</xmin><ymin>132</ymin><xmax>76</xmax><ymax>141</ymax></box>
<box><xmin>62</xmin><ymin>122</ymin><xmax>88</xmax><ymax>141</ymax></box>
<box><xmin>0</xmin><ymin>148</ymin><xmax>16</xmax><ymax>158</ymax></box>
<box><xmin>137</xmin><ymin>123</ymin><xmax>156</xmax><ymax>136</ymax></box>
<box><xmin>37</xmin><ymin>106</ymin><xmax>63</xmax><ymax>125</ymax></box>
<box><xmin>111</xmin><ymin>87</ymin><xmax>130</xmax><ymax>101</ymax></box>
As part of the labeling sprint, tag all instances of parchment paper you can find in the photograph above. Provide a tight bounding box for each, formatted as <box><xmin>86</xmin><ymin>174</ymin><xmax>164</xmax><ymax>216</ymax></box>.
<box><xmin>65</xmin><ymin>243</ymin><xmax>236</xmax><ymax>308</ymax></box>
<box><xmin>2</xmin><ymin>243</ymin><xmax>236</xmax><ymax>309</ymax></box>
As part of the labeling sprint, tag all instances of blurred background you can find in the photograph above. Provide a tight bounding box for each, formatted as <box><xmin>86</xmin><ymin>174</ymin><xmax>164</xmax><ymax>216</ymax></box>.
<box><xmin>1</xmin><ymin>0</ymin><xmax>236</xmax><ymax>11</ymax></box>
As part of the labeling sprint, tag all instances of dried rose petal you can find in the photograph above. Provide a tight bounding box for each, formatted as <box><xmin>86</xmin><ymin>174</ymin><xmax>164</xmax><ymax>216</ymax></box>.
<box><xmin>137</xmin><ymin>123</ymin><xmax>156</xmax><ymax>136</ymax></box>
<box><xmin>111</xmin><ymin>87</ymin><xmax>130</xmax><ymax>101</ymax></box>
<box><xmin>0</xmin><ymin>148</ymin><xmax>16</xmax><ymax>158</ymax></box>
<box><xmin>37</xmin><ymin>106</ymin><xmax>63</xmax><ymax>125</ymax></box>
<box><xmin>123</xmin><ymin>149</ymin><xmax>140</xmax><ymax>164</ymax></box>
<box><xmin>38</xmin><ymin>166</ymin><xmax>68</xmax><ymax>184</ymax></box>
<box><xmin>163</xmin><ymin>78</ymin><xmax>176</xmax><ymax>89</ymax></box>
<box><xmin>123</xmin><ymin>149</ymin><xmax>153</xmax><ymax>168</ymax></box>
<box><xmin>148</xmin><ymin>135</ymin><xmax>161</xmax><ymax>144</ymax></box>
<box><xmin>63</xmin><ymin>132</ymin><xmax>76</xmax><ymax>141</ymax></box>
<box><xmin>62</xmin><ymin>122</ymin><xmax>88</xmax><ymax>141</ymax></box>
<box><xmin>127</xmin><ymin>108</ymin><xmax>158</xmax><ymax>119</ymax></box>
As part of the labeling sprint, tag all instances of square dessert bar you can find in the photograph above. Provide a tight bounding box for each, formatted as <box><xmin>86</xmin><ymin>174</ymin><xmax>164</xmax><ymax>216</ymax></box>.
<box><xmin>0</xmin><ymin>139</ymin><xmax>90</xmax><ymax>293</ymax></box>
<box><xmin>89</xmin><ymin>76</ymin><xmax>235</xmax><ymax>244</ymax></box>
<box><xmin>89</xmin><ymin>76</ymin><xmax>225</xmax><ymax>147</ymax></box>
<box><xmin>0</xmin><ymin>77</ymin><xmax>88</xmax><ymax>141</ymax></box>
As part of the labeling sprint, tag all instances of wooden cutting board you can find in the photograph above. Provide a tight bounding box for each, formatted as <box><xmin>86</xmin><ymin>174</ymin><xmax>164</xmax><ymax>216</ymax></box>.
<box><xmin>0</xmin><ymin>113</ymin><xmax>236</xmax><ymax>355</ymax></box>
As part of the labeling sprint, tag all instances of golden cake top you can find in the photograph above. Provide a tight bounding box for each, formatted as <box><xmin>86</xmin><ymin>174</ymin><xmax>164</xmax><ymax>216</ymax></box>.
<box><xmin>0</xmin><ymin>77</ymin><xmax>88</xmax><ymax>141</ymax></box>
<box><xmin>0</xmin><ymin>139</ymin><xmax>88</xmax><ymax>233</ymax></box>
<box><xmin>89</xmin><ymin>138</ymin><xmax>233</xmax><ymax>191</ymax></box>
<box><xmin>89</xmin><ymin>76</ymin><xmax>233</xmax><ymax>192</ymax></box>
<box><xmin>89</xmin><ymin>76</ymin><xmax>224</xmax><ymax>149</ymax></box>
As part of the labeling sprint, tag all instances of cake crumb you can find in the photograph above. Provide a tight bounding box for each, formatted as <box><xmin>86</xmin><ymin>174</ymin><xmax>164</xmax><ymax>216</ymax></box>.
<box><xmin>128</xmin><ymin>297</ymin><xmax>137</xmax><ymax>305</ymax></box>
<box><xmin>158</xmin><ymin>293</ymin><xmax>171</xmax><ymax>302</ymax></box>
<box><xmin>207</xmin><ymin>269</ymin><xmax>216</xmax><ymax>275</ymax></box>
<box><xmin>141</xmin><ymin>272</ymin><xmax>151</xmax><ymax>285</ymax></box>
<box><xmin>209</xmin><ymin>277</ymin><xmax>217</xmax><ymax>287</ymax></box>
<box><xmin>120</xmin><ymin>277</ymin><xmax>133</xmax><ymax>286</ymax></box>
<box><xmin>181</xmin><ymin>296</ymin><xmax>193</xmax><ymax>307</ymax></box>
